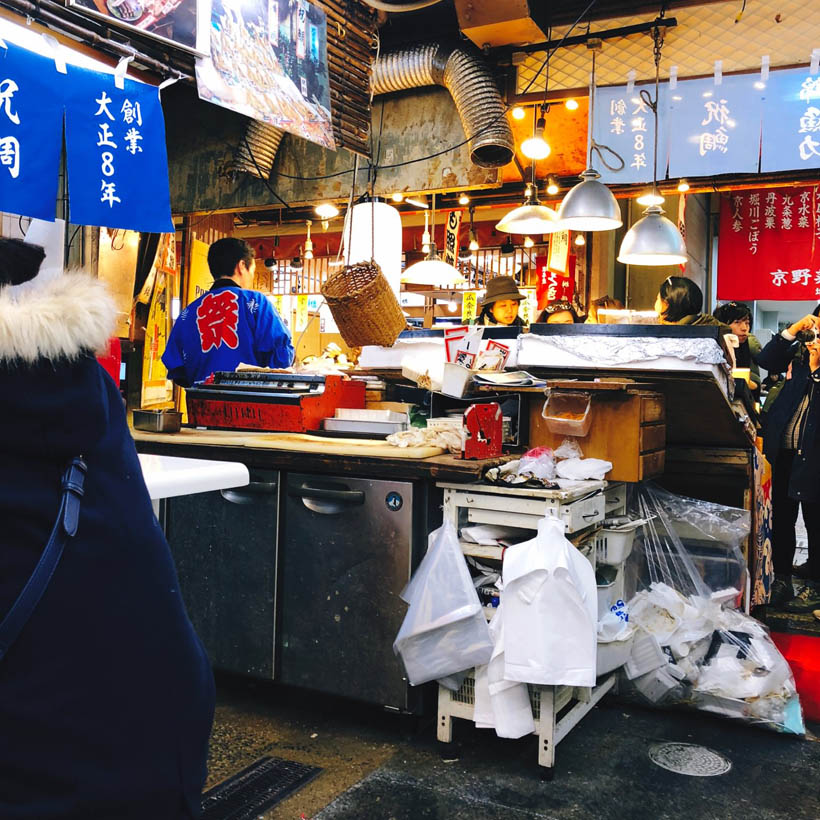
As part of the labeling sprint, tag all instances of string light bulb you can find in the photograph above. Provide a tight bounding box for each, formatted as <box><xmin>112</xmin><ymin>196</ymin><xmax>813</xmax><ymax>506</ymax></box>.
<box><xmin>677</xmin><ymin>179</ymin><xmax>690</xmax><ymax>193</ymax></box>
<box><xmin>511</xmin><ymin>106</ymin><xmax>526</xmax><ymax>120</ymax></box>
<box><xmin>458</xmin><ymin>193</ymin><xmax>470</xmax><ymax>206</ymax></box>
<box><xmin>546</xmin><ymin>177</ymin><xmax>559</xmax><ymax>196</ymax></box>
<box><xmin>314</xmin><ymin>202</ymin><xmax>339</xmax><ymax>219</ymax></box>
<box><xmin>391</xmin><ymin>192</ymin><xmax>404</xmax><ymax>202</ymax></box>
<box><xmin>565</xmin><ymin>98</ymin><xmax>579</xmax><ymax>111</ymax></box>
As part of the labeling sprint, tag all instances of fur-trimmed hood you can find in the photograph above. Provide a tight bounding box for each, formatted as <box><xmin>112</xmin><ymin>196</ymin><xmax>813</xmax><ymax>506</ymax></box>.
<box><xmin>0</xmin><ymin>272</ymin><xmax>116</xmax><ymax>363</ymax></box>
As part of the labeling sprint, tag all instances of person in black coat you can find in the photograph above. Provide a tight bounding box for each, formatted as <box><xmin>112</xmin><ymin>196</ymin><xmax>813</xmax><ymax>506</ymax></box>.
<box><xmin>0</xmin><ymin>238</ymin><xmax>214</xmax><ymax>818</ymax></box>
<box><xmin>755</xmin><ymin>311</ymin><xmax>820</xmax><ymax>611</ymax></box>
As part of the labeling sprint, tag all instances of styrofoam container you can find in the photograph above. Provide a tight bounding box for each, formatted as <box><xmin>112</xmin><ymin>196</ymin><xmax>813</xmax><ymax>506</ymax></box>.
<box><xmin>427</xmin><ymin>416</ymin><xmax>463</xmax><ymax>431</ymax></box>
<box><xmin>335</xmin><ymin>408</ymin><xmax>407</xmax><ymax>423</ymax></box>
<box><xmin>624</xmin><ymin>629</ymin><xmax>666</xmax><ymax>680</ymax></box>
<box><xmin>596</xmin><ymin>632</ymin><xmax>635</xmax><ymax>676</ymax></box>
<box><xmin>632</xmin><ymin>665</ymin><xmax>681</xmax><ymax>703</ymax></box>
<box><xmin>441</xmin><ymin>362</ymin><xmax>477</xmax><ymax>398</ymax></box>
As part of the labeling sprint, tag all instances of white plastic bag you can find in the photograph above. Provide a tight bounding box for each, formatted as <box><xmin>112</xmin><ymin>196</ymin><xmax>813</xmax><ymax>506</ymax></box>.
<box><xmin>555</xmin><ymin>457</ymin><xmax>612</xmax><ymax>481</ymax></box>
<box><xmin>554</xmin><ymin>438</ymin><xmax>584</xmax><ymax>460</ymax></box>
<box><xmin>393</xmin><ymin>522</ymin><xmax>493</xmax><ymax>686</ymax></box>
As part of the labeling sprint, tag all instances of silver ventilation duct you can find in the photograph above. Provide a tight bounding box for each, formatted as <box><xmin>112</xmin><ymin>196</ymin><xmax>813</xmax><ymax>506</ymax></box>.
<box><xmin>232</xmin><ymin>42</ymin><xmax>513</xmax><ymax>179</ymax></box>
<box><xmin>372</xmin><ymin>43</ymin><xmax>514</xmax><ymax>168</ymax></box>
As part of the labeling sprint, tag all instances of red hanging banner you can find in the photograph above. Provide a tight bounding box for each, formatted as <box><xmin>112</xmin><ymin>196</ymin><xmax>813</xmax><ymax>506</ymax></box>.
<box><xmin>536</xmin><ymin>255</ymin><xmax>575</xmax><ymax>310</ymax></box>
<box><xmin>717</xmin><ymin>184</ymin><xmax>820</xmax><ymax>300</ymax></box>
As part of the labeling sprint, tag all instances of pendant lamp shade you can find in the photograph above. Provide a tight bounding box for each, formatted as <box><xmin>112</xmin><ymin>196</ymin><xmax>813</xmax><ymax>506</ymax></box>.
<box><xmin>497</xmin><ymin>202</ymin><xmax>559</xmax><ymax>235</ymax></box>
<box><xmin>401</xmin><ymin>244</ymin><xmax>466</xmax><ymax>286</ymax></box>
<box><xmin>617</xmin><ymin>205</ymin><xmax>688</xmax><ymax>266</ymax></box>
<box><xmin>557</xmin><ymin>169</ymin><xmax>622</xmax><ymax>231</ymax></box>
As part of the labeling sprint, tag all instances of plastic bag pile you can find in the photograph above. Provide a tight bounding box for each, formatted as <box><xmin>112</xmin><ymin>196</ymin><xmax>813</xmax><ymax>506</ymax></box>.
<box><xmin>620</xmin><ymin>485</ymin><xmax>804</xmax><ymax>735</ymax></box>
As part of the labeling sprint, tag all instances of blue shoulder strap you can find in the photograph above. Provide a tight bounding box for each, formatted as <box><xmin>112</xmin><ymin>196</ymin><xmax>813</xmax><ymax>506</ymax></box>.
<box><xmin>0</xmin><ymin>457</ymin><xmax>87</xmax><ymax>661</ymax></box>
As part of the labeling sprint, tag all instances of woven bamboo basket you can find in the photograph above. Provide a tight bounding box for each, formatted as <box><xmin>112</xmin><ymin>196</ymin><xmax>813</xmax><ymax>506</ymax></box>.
<box><xmin>321</xmin><ymin>260</ymin><xmax>406</xmax><ymax>348</ymax></box>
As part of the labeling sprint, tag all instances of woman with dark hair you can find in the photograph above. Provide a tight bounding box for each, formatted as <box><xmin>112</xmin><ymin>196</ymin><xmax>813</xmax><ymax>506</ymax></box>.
<box><xmin>476</xmin><ymin>275</ymin><xmax>526</xmax><ymax>327</ymax></box>
<box><xmin>536</xmin><ymin>299</ymin><xmax>581</xmax><ymax>325</ymax></box>
<box><xmin>585</xmin><ymin>295</ymin><xmax>624</xmax><ymax>324</ymax></box>
<box><xmin>0</xmin><ymin>238</ymin><xmax>214</xmax><ymax>818</ymax></box>
<box><xmin>713</xmin><ymin>301</ymin><xmax>762</xmax><ymax>394</ymax></box>
<box><xmin>756</xmin><ymin>311</ymin><xmax>820</xmax><ymax>611</ymax></box>
<box><xmin>654</xmin><ymin>276</ymin><xmax>725</xmax><ymax>327</ymax></box>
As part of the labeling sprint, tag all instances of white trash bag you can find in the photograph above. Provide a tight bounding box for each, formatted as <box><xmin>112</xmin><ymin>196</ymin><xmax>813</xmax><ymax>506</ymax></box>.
<box><xmin>393</xmin><ymin>522</ymin><xmax>493</xmax><ymax>687</ymax></box>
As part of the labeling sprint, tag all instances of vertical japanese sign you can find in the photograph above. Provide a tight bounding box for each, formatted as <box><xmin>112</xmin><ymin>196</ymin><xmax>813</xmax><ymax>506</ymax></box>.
<box><xmin>0</xmin><ymin>42</ymin><xmax>63</xmax><ymax>221</ymax></box>
<box><xmin>761</xmin><ymin>68</ymin><xmax>820</xmax><ymax>172</ymax></box>
<box><xmin>668</xmin><ymin>75</ymin><xmax>763</xmax><ymax>177</ymax></box>
<box><xmin>443</xmin><ymin>210</ymin><xmax>461</xmax><ymax>267</ymax></box>
<box><xmin>295</xmin><ymin>293</ymin><xmax>309</xmax><ymax>331</ymax></box>
<box><xmin>64</xmin><ymin>67</ymin><xmax>173</xmax><ymax>232</ymax></box>
<box><xmin>519</xmin><ymin>288</ymin><xmax>538</xmax><ymax>325</ymax></box>
<box><xmin>547</xmin><ymin>229</ymin><xmax>569</xmax><ymax>274</ymax></box>
<box><xmin>461</xmin><ymin>290</ymin><xmax>477</xmax><ymax>323</ymax></box>
<box><xmin>535</xmin><ymin>255</ymin><xmax>574</xmax><ymax>310</ymax></box>
<box><xmin>592</xmin><ymin>83</ymin><xmax>670</xmax><ymax>184</ymax></box>
<box><xmin>717</xmin><ymin>185</ymin><xmax>820</xmax><ymax>300</ymax></box>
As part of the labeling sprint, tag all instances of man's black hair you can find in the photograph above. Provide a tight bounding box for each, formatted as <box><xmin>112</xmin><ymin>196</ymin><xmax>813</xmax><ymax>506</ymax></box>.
<box><xmin>658</xmin><ymin>276</ymin><xmax>703</xmax><ymax>322</ymax></box>
<box><xmin>207</xmin><ymin>237</ymin><xmax>254</xmax><ymax>280</ymax></box>
<box><xmin>714</xmin><ymin>300</ymin><xmax>753</xmax><ymax>330</ymax></box>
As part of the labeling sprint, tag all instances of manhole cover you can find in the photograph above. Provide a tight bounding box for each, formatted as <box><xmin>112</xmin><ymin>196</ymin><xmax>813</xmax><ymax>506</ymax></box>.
<box><xmin>648</xmin><ymin>742</ymin><xmax>732</xmax><ymax>777</ymax></box>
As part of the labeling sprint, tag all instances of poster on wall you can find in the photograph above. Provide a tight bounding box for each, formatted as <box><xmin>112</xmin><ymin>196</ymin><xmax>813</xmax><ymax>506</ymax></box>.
<box><xmin>195</xmin><ymin>0</ymin><xmax>335</xmax><ymax>149</ymax></box>
<box><xmin>717</xmin><ymin>184</ymin><xmax>820</xmax><ymax>300</ymax></box>
<box><xmin>68</xmin><ymin>0</ymin><xmax>209</xmax><ymax>54</ymax></box>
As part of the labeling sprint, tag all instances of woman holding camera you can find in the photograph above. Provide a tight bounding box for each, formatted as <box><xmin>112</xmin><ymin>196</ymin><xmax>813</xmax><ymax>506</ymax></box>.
<box><xmin>756</xmin><ymin>312</ymin><xmax>820</xmax><ymax>610</ymax></box>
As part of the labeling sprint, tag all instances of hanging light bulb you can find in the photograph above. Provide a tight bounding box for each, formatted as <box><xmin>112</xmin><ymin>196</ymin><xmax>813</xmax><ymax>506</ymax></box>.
<box><xmin>458</xmin><ymin>193</ymin><xmax>470</xmax><ymax>206</ymax></box>
<box><xmin>511</xmin><ymin>106</ymin><xmax>526</xmax><ymax>120</ymax></box>
<box><xmin>565</xmin><ymin>98</ymin><xmax>579</xmax><ymax>111</ymax></box>
<box><xmin>677</xmin><ymin>179</ymin><xmax>690</xmax><ymax>193</ymax></box>
<box><xmin>574</xmin><ymin>233</ymin><xmax>586</xmax><ymax>246</ymax></box>
<box><xmin>447</xmin><ymin>294</ymin><xmax>458</xmax><ymax>312</ymax></box>
<box><xmin>314</xmin><ymin>202</ymin><xmax>339</xmax><ymax>219</ymax></box>
<box><xmin>546</xmin><ymin>177</ymin><xmax>559</xmax><ymax>196</ymax></box>
<box><xmin>636</xmin><ymin>189</ymin><xmax>665</xmax><ymax>206</ymax></box>
<box><xmin>402</xmin><ymin>193</ymin><xmax>466</xmax><ymax>286</ymax></box>
<box><xmin>524</xmin><ymin>236</ymin><xmax>535</xmax><ymax>248</ymax></box>
<box><xmin>618</xmin><ymin>25</ymin><xmax>687</xmax><ymax>266</ymax></box>
<box><xmin>497</xmin><ymin>182</ymin><xmax>559</xmax><ymax>235</ymax></box>
<box><xmin>467</xmin><ymin>205</ymin><xmax>479</xmax><ymax>252</ymax></box>
<box><xmin>421</xmin><ymin>209</ymin><xmax>431</xmax><ymax>253</ymax></box>
<box><xmin>557</xmin><ymin>42</ymin><xmax>623</xmax><ymax>232</ymax></box>
<box><xmin>303</xmin><ymin>220</ymin><xmax>314</xmax><ymax>260</ymax></box>
<box><xmin>520</xmin><ymin>104</ymin><xmax>551</xmax><ymax>160</ymax></box>
<box><xmin>391</xmin><ymin>192</ymin><xmax>405</xmax><ymax>202</ymax></box>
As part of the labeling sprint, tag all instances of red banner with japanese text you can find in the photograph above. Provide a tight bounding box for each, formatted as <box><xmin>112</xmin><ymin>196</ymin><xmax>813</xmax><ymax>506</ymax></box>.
<box><xmin>717</xmin><ymin>185</ymin><xmax>820</xmax><ymax>300</ymax></box>
<box><xmin>536</xmin><ymin>255</ymin><xmax>575</xmax><ymax>310</ymax></box>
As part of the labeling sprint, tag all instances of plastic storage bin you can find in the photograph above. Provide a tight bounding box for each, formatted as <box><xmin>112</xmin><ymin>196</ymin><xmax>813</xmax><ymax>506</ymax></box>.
<box><xmin>596</xmin><ymin>564</ymin><xmax>625</xmax><ymax>620</ymax></box>
<box><xmin>541</xmin><ymin>391</ymin><xmax>592</xmax><ymax>437</ymax></box>
<box><xmin>596</xmin><ymin>632</ymin><xmax>635</xmax><ymax>676</ymax></box>
<box><xmin>596</xmin><ymin>525</ymin><xmax>639</xmax><ymax>566</ymax></box>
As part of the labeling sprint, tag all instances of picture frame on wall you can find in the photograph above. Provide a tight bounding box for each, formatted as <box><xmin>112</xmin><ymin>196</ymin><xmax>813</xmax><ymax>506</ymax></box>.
<box><xmin>67</xmin><ymin>0</ymin><xmax>212</xmax><ymax>55</ymax></box>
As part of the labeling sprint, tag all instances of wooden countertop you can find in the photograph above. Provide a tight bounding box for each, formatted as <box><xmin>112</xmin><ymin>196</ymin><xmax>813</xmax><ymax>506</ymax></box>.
<box><xmin>131</xmin><ymin>428</ymin><xmax>509</xmax><ymax>482</ymax></box>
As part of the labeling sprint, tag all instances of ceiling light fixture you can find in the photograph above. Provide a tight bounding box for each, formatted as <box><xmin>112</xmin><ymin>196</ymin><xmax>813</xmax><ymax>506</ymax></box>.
<box><xmin>557</xmin><ymin>40</ymin><xmax>623</xmax><ymax>232</ymax></box>
<box><xmin>524</xmin><ymin>235</ymin><xmax>535</xmax><ymax>248</ymax></box>
<box><xmin>404</xmin><ymin>197</ymin><xmax>429</xmax><ymax>209</ymax></box>
<box><xmin>401</xmin><ymin>193</ymin><xmax>466</xmax><ymax>286</ymax></box>
<box><xmin>458</xmin><ymin>193</ymin><xmax>470</xmax><ymax>206</ymax></box>
<box><xmin>511</xmin><ymin>106</ymin><xmax>526</xmax><ymax>120</ymax></box>
<box><xmin>303</xmin><ymin>220</ymin><xmax>314</xmax><ymax>260</ymax></box>
<box><xmin>468</xmin><ymin>205</ymin><xmax>479</xmax><ymax>252</ymax></box>
<box><xmin>574</xmin><ymin>234</ymin><xmax>586</xmax><ymax>246</ymax></box>
<box><xmin>421</xmin><ymin>209</ymin><xmax>431</xmax><ymax>253</ymax></box>
<box><xmin>391</xmin><ymin>192</ymin><xmax>405</xmax><ymax>202</ymax></box>
<box><xmin>618</xmin><ymin>23</ymin><xmax>688</xmax><ymax>267</ymax></box>
<box><xmin>521</xmin><ymin>104</ymin><xmax>551</xmax><ymax>160</ymax></box>
<box><xmin>677</xmin><ymin>179</ymin><xmax>690</xmax><ymax>193</ymax></box>
<box><xmin>565</xmin><ymin>98</ymin><xmax>579</xmax><ymax>111</ymax></box>
<box><xmin>314</xmin><ymin>202</ymin><xmax>339</xmax><ymax>219</ymax></box>
<box><xmin>546</xmin><ymin>177</ymin><xmax>559</xmax><ymax>196</ymax></box>
<box><xmin>636</xmin><ymin>190</ymin><xmax>665</xmax><ymax>206</ymax></box>
<box><xmin>500</xmin><ymin>237</ymin><xmax>515</xmax><ymax>257</ymax></box>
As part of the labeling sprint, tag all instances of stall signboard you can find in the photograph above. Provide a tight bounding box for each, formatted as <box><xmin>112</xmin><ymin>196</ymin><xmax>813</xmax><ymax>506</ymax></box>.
<box><xmin>668</xmin><ymin>75</ymin><xmax>764</xmax><ymax>178</ymax></box>
<box><xmin>535</xmin><ymin>255</ymin><xmax>574</xmax><ymax>310</ymax></box>
<box><xmin>64</xmin><ymin>65</ymin><xmax>174</xmax><ymax>233</ymax></box>
<box><xmin>461</xmin><ymin>290</ymin><xmax>478</xmax><ymax>323</ymax></box>
<box><xmin>295</xmin><ymin>293</ymin><xmax>309</xmax><ymax>331</ymax></box>
<box><xmin>443</xmin><ymin>210</ymin><xmax>461</xmax><ymax>267</ymax></box>
<box><xmin>68</xmin><ymin>0</ymin><xmax>208</xmax><ymax>54</ymax></box>
<box><xmin>547</xmin><ymin>229</ymin><xmax>569</xmax><ymax>274</ymax></box>
<box><xmin>717</xmin><ymin>184</ymin><xmax>820</xmax><ymax>300</ymax></box>
<box><xmin>196</xmin><ymin>0</ymin><xmax>334</xmax><ymax>149</ymax></box>
<box><xmin>0</xmin><ymin>42</ymin><xmax>64</xmax><ymax>221</ymax></box>
<box><xmin>761</xmin><ymin>68</ymin><xmax>820</xmax><ymax>173</ymax></box>
<box><xmin>591</xmin><ymin>83</ymin><xmax>670</xmax><ymax>185</ymax></box>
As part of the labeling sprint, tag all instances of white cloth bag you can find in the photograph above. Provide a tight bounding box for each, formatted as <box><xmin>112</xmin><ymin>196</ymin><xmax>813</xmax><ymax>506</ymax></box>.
<box><xmin>502</xmin><ymin>517</ymin><xmax>598</xmax><ymax>686</ymax></box>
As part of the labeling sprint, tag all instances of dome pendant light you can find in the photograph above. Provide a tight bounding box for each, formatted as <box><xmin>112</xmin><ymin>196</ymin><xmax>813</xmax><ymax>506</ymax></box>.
<box><xmin>617</xmin><ymin>24</ymin><xmax>688</xmax><ymax>267</ymax></box>
<box><xmin>558</xmin><ymin>42</ymin><xmax>622</xmax><ymax>231</ymax></box>
<box><xmin>401</xmin><ymin>193</ymin><xmax>466</xmax><ymax>286</ymax></box>
<box><xmin>497</xmin><ymin>157</ymin><xmax>559</xmax><ymax>235</ymax></box>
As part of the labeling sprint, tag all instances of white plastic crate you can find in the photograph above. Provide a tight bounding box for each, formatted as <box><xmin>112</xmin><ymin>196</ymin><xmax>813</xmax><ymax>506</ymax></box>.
<box><xmin>595</xmin><ymin>527</ymin><xmax>637</xmax><ymax>566</ymax></box>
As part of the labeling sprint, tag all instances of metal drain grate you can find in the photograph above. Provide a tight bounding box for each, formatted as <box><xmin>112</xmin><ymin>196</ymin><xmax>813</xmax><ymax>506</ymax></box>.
<box><xmin>649</xmin><ymin>743</ymin><xmax>732</xmax><ymax>777</ymax></box>
<box><xmin>201</xmin><ymin>756</ymin><xmax>322</xmax><ymax>820</ymax></box>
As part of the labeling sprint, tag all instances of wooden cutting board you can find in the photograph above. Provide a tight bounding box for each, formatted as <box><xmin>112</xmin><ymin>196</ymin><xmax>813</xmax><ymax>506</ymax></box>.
<box><xmin>242</xmin><ymin>433</ymin><xmax>445</xmax><ymax>459</ymax></box>
<box><xmin>131</xmin><ymin>428</ymin><xmax>253</xmax><ymax>446</ymax></box>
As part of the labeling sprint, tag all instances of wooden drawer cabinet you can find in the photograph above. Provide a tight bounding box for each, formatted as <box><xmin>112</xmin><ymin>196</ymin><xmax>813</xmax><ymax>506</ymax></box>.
<box><xmin>528</xmin><ymin>383</ymin><xmax>666</xmax><ymax>483</ymax></box>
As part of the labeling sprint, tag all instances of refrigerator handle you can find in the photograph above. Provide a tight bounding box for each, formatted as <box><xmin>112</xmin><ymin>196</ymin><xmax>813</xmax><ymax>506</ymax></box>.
<box><xmin>288</xmin><ymin>485</ymin><xmax>365</xmax><ymax>505</ymax></box>
<box><xmin>220</xmin><ymin>480</ymin><xmax>278</xmax><ymax>505</ymax></box>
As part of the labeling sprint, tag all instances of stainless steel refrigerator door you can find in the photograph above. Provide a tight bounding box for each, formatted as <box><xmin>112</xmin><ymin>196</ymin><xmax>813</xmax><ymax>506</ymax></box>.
<box><xmin>165</xmin><ymin>470</ymin><xmax>279</xmax><ymax>679</ymax></box>
<box><xmin>280</xmin><ymin>473</ymin><xmax>414</xmax><ymax>708</ymax></box>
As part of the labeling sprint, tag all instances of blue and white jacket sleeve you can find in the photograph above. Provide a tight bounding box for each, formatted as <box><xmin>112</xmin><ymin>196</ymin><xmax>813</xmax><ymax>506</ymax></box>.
<box><xmin>161</xmin><ymin>317</ymin><xmax>192</xmax><ymax>387</ymax></box>
<box><xmin>254</xmin><ymin>294</ymin><xmax>294</xmax><ymax>368</ymax></box>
